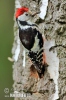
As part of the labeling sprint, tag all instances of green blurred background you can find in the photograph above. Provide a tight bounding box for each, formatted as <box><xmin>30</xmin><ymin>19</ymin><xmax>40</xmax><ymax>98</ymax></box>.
<box><xmin>0</xmin><ymin>0</ymin><xmax>14</xmax><ymax>100</ymax></box>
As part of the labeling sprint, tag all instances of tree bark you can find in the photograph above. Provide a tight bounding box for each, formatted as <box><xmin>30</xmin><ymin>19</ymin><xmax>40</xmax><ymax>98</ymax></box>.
<box><xmin>12</xmin><ymin>0</ymin><xmax>66</xmax><ymax>100</ymax></box>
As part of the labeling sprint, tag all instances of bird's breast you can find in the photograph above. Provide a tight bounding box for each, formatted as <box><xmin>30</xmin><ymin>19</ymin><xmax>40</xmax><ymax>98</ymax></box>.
<box><xmin>19</xmin><ymin>28</ymin><xmax>36</xmax><ymax>50</ymax></box>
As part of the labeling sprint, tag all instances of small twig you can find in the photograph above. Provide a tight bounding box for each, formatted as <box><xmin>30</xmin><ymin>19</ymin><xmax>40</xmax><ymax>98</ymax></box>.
<box><xmin>49</xmin><ymin>45</ymin><xmax>66</xmax><ymax>51</ymax></box>
<box><xmin>8</xmin><ymin>57</ymin><xmax>14</xmax><ymax>62</ymax></box>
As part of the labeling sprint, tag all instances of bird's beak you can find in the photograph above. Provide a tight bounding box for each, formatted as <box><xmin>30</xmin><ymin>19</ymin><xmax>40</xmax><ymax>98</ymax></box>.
<box><xmin>28</xmin><ymin>10</ymin><xmax>33</xmax><ymax>15</ymax></box>
<box><xmin>28</xmin><ymin>10</ymin><xmax>40</xmax><ymax>17</ymax></box>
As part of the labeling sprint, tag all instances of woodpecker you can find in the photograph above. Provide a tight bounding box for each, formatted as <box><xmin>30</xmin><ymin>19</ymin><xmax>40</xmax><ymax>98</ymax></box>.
<box><xmin>15</xmin><ymin>7</ymin><xmax>48</xmax><ymax>78</ymax></box>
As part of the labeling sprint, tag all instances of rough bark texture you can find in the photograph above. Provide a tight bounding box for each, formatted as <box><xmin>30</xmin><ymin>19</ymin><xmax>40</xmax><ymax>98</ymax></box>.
<box><xmin>12</xmin><ymin>0</ymin><xmax>66</xmax><ymax>100</ymax></box>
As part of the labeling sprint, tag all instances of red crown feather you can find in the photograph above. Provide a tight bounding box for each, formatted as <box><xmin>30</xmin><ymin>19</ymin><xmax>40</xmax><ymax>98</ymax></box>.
<box><xmin>15</xmin><ymin>7</ymin><xmax>29</xmax><ymax>18</ymax></box>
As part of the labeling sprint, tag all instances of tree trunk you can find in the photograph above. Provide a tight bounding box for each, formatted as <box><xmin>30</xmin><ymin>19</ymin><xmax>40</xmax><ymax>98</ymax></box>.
<box><xmin>11</xmin><ymin>0</ymin><xmax>66</xmax><ymax>100</ymax></box>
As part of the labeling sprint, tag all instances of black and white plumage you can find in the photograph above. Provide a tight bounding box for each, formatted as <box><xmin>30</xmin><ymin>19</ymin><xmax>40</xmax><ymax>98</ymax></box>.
<box><xmin>15</xmin><ymin>7</ymin><xmax>47</xmax><ymax>78</ymax></box>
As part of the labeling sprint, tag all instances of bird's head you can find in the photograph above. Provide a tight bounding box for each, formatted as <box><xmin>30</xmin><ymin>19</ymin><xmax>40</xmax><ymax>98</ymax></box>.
<box><xmin>15</xmin><ymin>7</ymin><xmax>40</xmax><ymax>22</ymax></box>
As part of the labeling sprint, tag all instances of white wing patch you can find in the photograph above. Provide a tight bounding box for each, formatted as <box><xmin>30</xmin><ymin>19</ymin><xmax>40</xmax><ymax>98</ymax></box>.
<box><xmin>31</xmin><ymin>33</ymin><xmax>40</xmax><ymax>52</ymax></box>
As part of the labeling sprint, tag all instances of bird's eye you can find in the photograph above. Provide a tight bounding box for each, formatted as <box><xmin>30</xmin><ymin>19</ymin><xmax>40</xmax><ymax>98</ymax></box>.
<box><xmin>25</xmin><ymin>13</ymin><xmax>28</xmax><ymax>16</ymax></box>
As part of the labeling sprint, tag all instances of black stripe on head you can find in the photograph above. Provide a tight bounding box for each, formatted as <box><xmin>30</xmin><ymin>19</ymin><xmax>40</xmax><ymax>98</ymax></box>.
<box><xmin>19</xmin><ymin>20</ymin><xmax>38</xmax><ymax>27</ymax></box>
<box><xmin>19</xmin><ymin>21</ymin><xmax>28</xmax><ymax>26</ymax></box>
